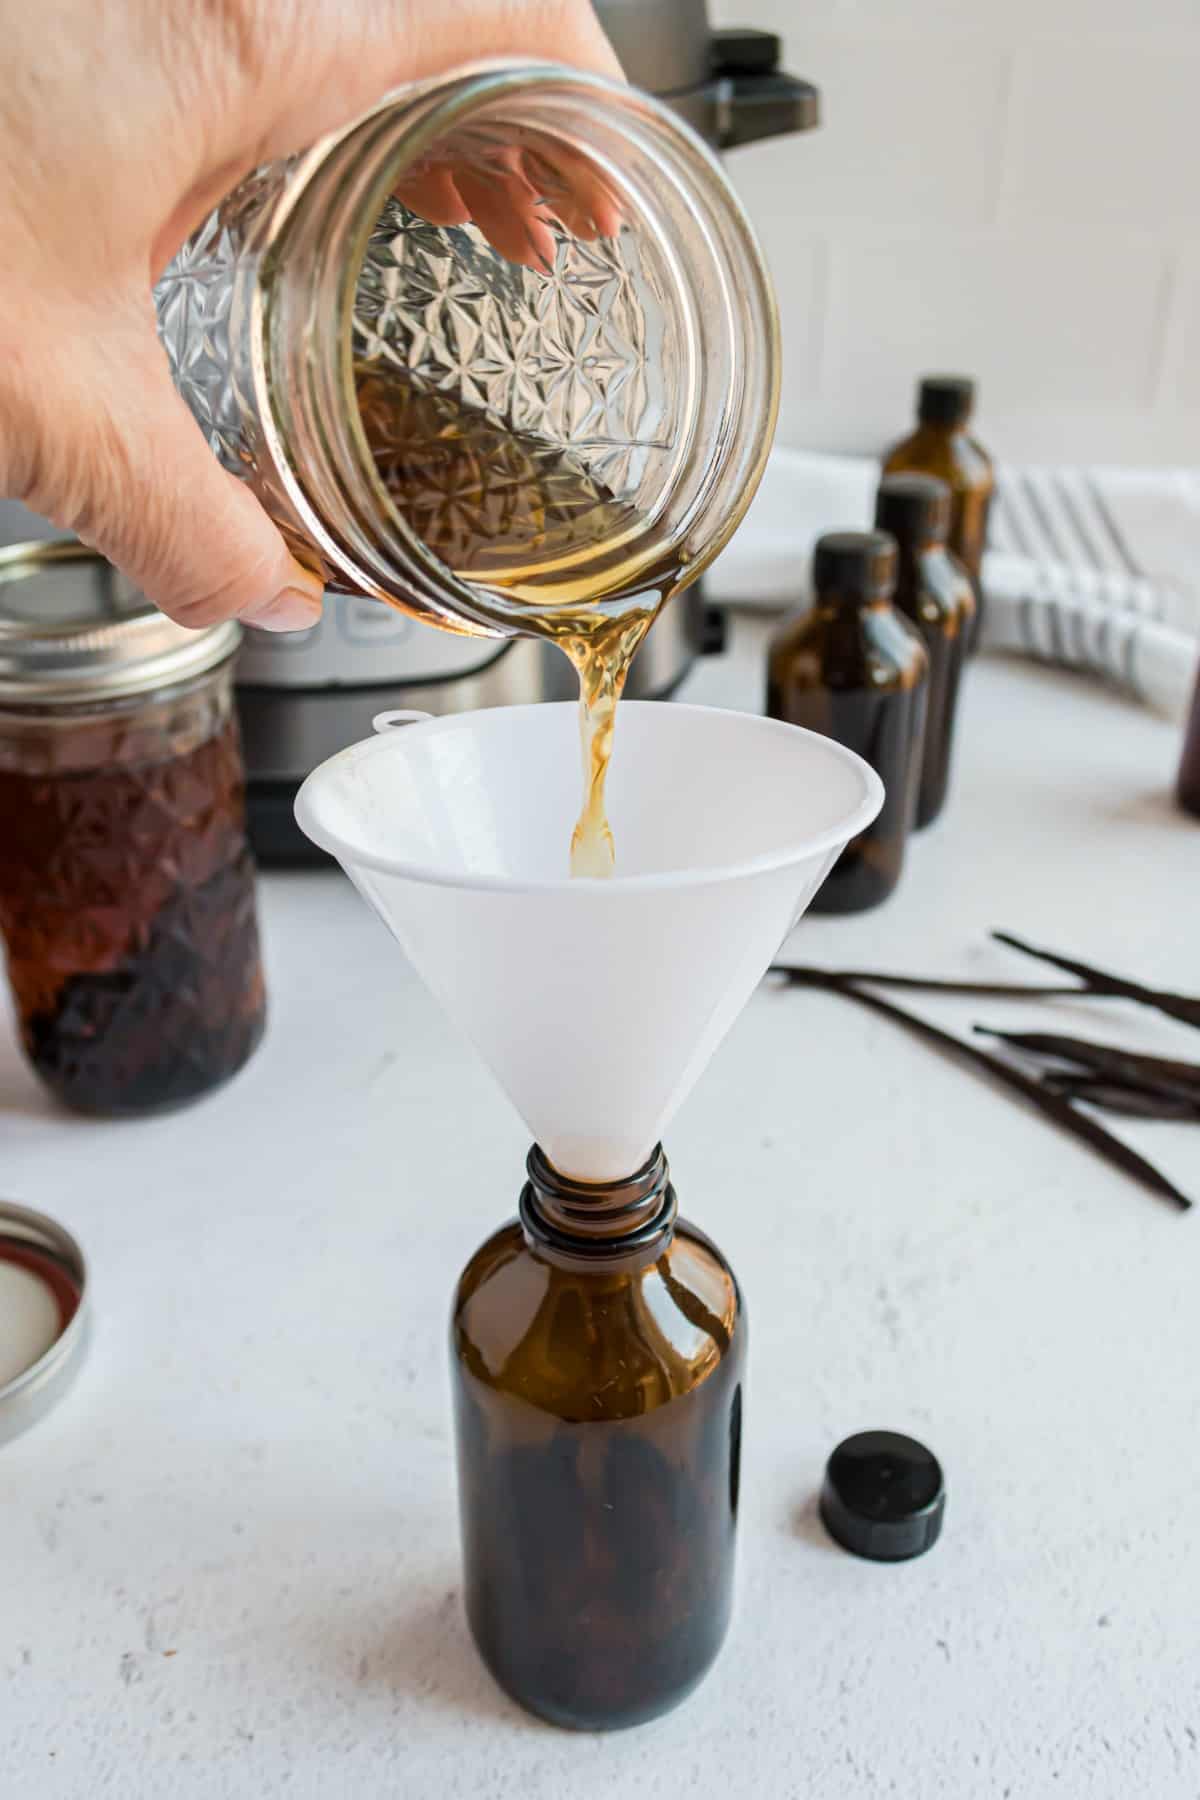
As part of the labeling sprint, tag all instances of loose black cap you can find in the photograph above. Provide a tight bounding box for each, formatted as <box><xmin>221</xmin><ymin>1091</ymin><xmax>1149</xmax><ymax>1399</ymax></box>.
<box><xmin>812</xmin><ymin>530</ymin><xmax>897</xmax><ymax>602</ymax></box>
<box><xmin>820</xmin><ymin>1430</ymin><xmax>945</xmax><ymax>1561</ymax></box>
<box><xmin>918</xmin><ymin>376</ymin><xmax>975</xmax><ymax>427</ymax></box>
<box><xmin>875</xmin><ymin>473</ymin><xmax>952</xmax><ymax>547</ymax></box>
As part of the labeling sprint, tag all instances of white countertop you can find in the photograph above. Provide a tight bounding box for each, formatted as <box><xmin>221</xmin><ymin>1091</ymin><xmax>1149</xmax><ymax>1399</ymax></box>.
<box><xmin>3</xmin><ymin>621</ymin><xmax>1198</xmax><ymax>1799</ymax></box>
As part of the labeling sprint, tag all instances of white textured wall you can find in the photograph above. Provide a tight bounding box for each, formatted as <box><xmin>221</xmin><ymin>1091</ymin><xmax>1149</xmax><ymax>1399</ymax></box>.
<box><xmin>713</xmin><ymin>0</ymin><xmax>1200</xmax><ymax>466</ymax></box>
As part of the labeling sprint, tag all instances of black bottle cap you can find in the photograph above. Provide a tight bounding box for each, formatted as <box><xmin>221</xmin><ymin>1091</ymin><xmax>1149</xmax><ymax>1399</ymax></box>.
<box><xmin>820</xmin><ymin>1430</ymin><xmax>945</xmax><ymax>1561</ymax></box>
<box><xmin>812</xmin><ymin>530</ymin><xmax>897</xmax><ymax>603</ymax></box>
<box><xmin>875</xmin><ymin>473</ymin><xmax>952</xmax><ymax>547</ymax></box>
<box><xmin>917</xmin><ymin>376</ymin><xmax>975</xmax><ymax>428</ymax></box>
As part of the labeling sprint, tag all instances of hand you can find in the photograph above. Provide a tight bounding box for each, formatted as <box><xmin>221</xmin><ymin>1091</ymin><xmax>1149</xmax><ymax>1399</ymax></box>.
<box><xmin>0</xmin><ymin>1</ymin><xmax>621</xmax><ymax>633</ymax></box>
<box><xmin>395</xmin><ymin>127</ymin><xmax>624</xmax><ymax>270</ymax></box>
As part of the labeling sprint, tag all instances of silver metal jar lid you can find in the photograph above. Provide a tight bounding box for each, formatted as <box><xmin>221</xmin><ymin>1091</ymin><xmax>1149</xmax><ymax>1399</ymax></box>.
<box><xmin>0</xmin><ymin>540</ymin><xmax>239</xmax><ymax>702</ymax></box>
<box><xmin>0</xmin><ymin>1202</ymin><xmax>90</xmax><ymax>1446</ymax></box>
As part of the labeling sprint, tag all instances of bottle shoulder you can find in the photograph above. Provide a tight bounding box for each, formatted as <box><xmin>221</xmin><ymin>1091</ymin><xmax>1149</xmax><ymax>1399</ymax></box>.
<box><xmin>452</xmin><ymin>1219</ymin><xmax>742</xmax><ymax>1420</ymax></box>
<box><xmin>871</xmin><ymin>604</ymin><xmax>929</xmax><ymax>674</ymax></box>
<box><xmin>768</xmin><ymin>606</ymin><xmax>824</xmax><ymax>661</ymax></box>
<box><xmin>897</xmin><ymin>551</ymin><xmax>976</xmax><ymax>631</ymax></box>
<box><xmin>965</xmin><ymin>433</ymin><xmax>995</xmax><ymax>481</ymax></box>
<box><xmin>883</xmin><ymin>429</ymin><xmax>993</xmax><ymax>494</ymax></box>
<box><xmin>770</xmin><ymin>601</ymin><xmax>926</xmax><ymax>690</ymax></box>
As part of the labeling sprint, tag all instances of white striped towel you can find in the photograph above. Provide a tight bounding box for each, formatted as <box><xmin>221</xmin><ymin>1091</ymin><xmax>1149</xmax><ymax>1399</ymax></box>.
<box><xmin>708</xmin><ymin>450</ymin><xmax>1200</xmax><ymax>721</ymax></box>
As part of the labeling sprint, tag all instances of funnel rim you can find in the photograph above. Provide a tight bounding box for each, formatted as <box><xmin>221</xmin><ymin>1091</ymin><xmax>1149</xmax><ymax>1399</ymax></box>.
<box><xmin>294</xmin><ymin>701</ymin><xmax>885</xmax><ymax>894</ymax></box>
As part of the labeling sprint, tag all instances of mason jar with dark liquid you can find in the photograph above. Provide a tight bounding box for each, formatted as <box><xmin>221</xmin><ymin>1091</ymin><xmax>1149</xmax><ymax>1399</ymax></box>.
<box><xmin>451</xmin><ymin>1146</ymin><xmax>744</xmax><ymax>1730</ymax></box>
<box><xmin>875</xmin><ymin>473</ymin><xmax>974</xmax><ymax>829</ymax></box>
<box><xmin>0</xmin><ymin>544</ymin><xmax>266</xmax><ymax>1114</ymax></box>
<box><xmin>766</xmin><ymin>531</ymin><xmax>928</xmax><ymax>913</ymax></box>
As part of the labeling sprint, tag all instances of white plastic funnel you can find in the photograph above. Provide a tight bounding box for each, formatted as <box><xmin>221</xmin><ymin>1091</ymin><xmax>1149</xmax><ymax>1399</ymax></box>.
<box><xmin>295</xmin><ymin>703</ymin><xmax>882</xmax><ymax>1182</ymax></box>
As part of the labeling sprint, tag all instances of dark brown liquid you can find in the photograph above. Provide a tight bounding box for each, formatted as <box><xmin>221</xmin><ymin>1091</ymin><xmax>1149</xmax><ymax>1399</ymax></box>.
<box><xmin>451</xmin><ymin>1150</ymin><xmax>744</xmax><ymax>1729</ymax></box>
<box><xmin>1178</xmin><ymin>670</ymin><xmax>1200</xmax><ymax>820</ymax></box>
<box><xmin>767</xmin><ymin>597</ymin><xmax>928</xmax><ymax>912</ymax></box>
<box><xmin>883</xmin><ymin>424</ymin><xmax>994</xmax><ymax>645</ymax></box>
<box><xmin>0</xmin><ymin>712</ymin><xmax>265</xmax><ymax>1113</ymax></box>
<box><xmin>890</xmin><ymin>541</ymin><xmax>974</xmax><ymax>828</ymax></box>
<box><xmin>356</xmin><ymin>364</ymin><xmax>681</xmax><ymax>875</ymax></box>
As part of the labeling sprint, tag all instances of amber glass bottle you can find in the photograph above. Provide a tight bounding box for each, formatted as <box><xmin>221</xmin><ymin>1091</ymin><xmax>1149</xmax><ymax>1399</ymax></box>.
<box><xmin>451</xmin><ymin>1146</ymin><xmax>745</xmax><ymax>1731</ymax></box>
<box><xmin>875</xmin><ymin>474</ymin><xmax>975</xmax><ymax>829</ymax></box>
<box><xmin>1178</xmin><ymin>671</ymin><xmax>1200</xmax><ymax>819</ymax></box>
<box><xmin>767</xmin><ymin>531</ymin><xmax>928</xmax><ymax>913</ymax></box>
<box><xmin>883</xmin><ymin>376</ymin><xmax>993</xmax><ymax>645</ymax></box>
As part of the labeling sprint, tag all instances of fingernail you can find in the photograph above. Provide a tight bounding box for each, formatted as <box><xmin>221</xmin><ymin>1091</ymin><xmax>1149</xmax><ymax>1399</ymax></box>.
<box><xmin>241</xmin><ymin>586</ymin><xmax>324</xmax><ymax>633</ymax></box>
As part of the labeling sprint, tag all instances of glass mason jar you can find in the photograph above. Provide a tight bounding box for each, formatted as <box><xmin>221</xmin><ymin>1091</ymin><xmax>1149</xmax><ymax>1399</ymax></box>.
<box><xmin>154</xmin><ymin>61</ymin><xmax>780</xmax><ymax>639</ymax></box>
<box><xmin>0</xmin><ymin>543</ymin><xmax>266</xmax><ymax>1115</ymax></box>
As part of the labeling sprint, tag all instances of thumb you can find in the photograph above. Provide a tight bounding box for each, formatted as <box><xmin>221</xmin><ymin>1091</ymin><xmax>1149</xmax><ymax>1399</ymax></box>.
<box><xmin>17</xmin><ymin>313</ymin><xmax>325</xmax><ymax>633</ymax></box>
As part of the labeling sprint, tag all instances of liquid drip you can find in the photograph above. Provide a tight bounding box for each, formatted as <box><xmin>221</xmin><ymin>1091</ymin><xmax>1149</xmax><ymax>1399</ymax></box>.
<box><xmin>356</xmin><ymin>363</ymin><xmax>684</xmax><ymax>876</ymax></box>
<box><xmin>550</xmin><ymin>607</ymin><xmax>656</xmax><ymax>878</ymax></box>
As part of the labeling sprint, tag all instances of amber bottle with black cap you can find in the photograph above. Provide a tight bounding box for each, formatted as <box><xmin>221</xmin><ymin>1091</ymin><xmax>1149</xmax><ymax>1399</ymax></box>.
<box><xmin>766</xmin><ymin>530</ymin><xmax>928</xmax><ymax>912</ymax></box>
<box><xmin>1178</xmin><ymin>675</ymin><xmax>1200</xmax><ymax>819</ymax></box>
<box><xmin>875</xmin><ymin>473</ymin><xmax>974</xmax><ymax>829</ymax></box>
<box><xmin>883</xmin><ymin>376</ymin><xmax>994</xmax><ymax>643</ymax></box>
<box><xmin>451</xmin><ymin>1146</ymin><xmax>745</xmax><ymax>1731</ymax></box>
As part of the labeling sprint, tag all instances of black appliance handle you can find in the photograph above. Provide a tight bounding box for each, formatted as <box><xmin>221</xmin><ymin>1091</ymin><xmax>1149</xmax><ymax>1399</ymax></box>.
<box><xmin>709</xmin><ymin>28</ymin><xmax>820</xmax><ymax>149</ymax></box>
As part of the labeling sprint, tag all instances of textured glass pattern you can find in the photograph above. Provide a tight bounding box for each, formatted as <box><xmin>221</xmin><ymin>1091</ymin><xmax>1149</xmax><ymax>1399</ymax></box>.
<box><xmin>154</xmin><ymin>164</ymin><xmax>295</xmax><ymax>474</ymax></box>
<box><xmin>354</xmin><ymin>202</ymin><xmax>662</xmax><ymax>485</ymax></box>
<box><xmin>156</xmin><ymin>167</ymin><xmax>668</xmax><ymax>553</ymax></box>
<box><xmin>0</xmin><ymin>708</ymin><xmax>266</xmax><ymax>1114</ymax></box>
<box><xmin>352</xmin><ymin>202</ymin><xmax>668</xmax><ymax>579</ymax></box>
